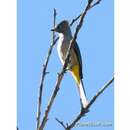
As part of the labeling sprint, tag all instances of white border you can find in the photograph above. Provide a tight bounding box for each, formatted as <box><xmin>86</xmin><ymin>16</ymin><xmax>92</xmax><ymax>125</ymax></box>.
<box><xmin>0</xmin><ymin>0</ymin><xmax>16</xmax><ymax>130</ymax></box>
<box><xmin>115</xmin><ymin>0</ymin><xmax>130</xmax><ymax>130</ymax></box>
<box><xmin>0</xmin><ymin>0</ymin><xmax>130</xmax><ymax>130</ymax></box>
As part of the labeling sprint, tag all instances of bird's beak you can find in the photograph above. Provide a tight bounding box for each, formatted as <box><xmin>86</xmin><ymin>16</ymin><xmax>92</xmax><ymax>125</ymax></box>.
<box><xmin>51</xmin><ymin>27</ymin><xmax>57</xmax><ymax>32</ymax></box>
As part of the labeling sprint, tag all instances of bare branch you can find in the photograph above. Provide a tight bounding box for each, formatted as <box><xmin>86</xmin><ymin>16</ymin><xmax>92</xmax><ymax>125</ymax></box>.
<box><xmin>36</xmin><ymin>8</ymin><xmax>57</xmax><ymax>130</ymax></box>
<box><xmin>55</xmin><ymin>118</ymin><xmax>67</xmax><ymax>129</ymax></box>
<box><xmin>65</xmin><ymin>76</ymin><xmax>114</xmax><ymax>130</ymax></box>
<box><xmin>39</xmin><ymin>0</ymin><xmax>102</xmax><ymax>130</ymax></box>
<box><xmin>90</xmin><ymin>0</ymin><xmax>101</xmax><ymax>9</ymax></box>
<box><xmin>70</xmin><ymin>0</ymin><xmax>102</xmax><ymax>26</ymax></box>
<box><xmin>39</xmin><ymin>73</ymin><xmax>63</xmax><ymax>130</ymax></box>
<box><xmin>70</xmin><ymin>14</ymin><xmax>82</xmax><ymax>26</ymax></box>
<box><xmin>53</xmin><ymin>37</ymin><xmax>59</xmax><ymax>46</ymax></box>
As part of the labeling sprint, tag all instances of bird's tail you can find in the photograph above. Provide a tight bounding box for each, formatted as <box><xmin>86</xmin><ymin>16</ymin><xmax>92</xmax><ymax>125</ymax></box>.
<box><xmin>71</xmin><ymin>65</ymin><xmax>89</xmax><ymax>108</ymax></box>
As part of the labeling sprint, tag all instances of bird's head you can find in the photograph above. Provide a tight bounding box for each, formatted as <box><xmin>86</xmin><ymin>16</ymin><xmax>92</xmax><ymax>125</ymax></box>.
<box><xmin>51</xmin><ymin>20</ymin><xmax>70</xmax><ymax>34</ymax></box>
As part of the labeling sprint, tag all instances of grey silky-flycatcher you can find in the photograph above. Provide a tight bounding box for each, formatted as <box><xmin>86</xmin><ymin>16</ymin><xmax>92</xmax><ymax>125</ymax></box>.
<box><xmin>51</xmin><ymin>20</ymin><xmax>89</xmax><ymax>108</ymax></box>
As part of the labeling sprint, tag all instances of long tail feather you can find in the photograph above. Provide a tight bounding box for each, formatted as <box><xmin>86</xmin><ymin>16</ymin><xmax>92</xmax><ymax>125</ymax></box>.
<box><xmin>71</xmin><ymin>65</ymin><xmax>89</xmax><ymax>108</ymax></box>
<box><xmin>79</xmin><ymin>79</ymin><xmax>89</xmax><ymax>108</ymax></box>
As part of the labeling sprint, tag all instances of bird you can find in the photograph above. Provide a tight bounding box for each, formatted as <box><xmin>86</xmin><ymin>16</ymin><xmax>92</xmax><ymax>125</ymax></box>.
<box><xmin>51</xmin><ymin>20</ymin><xmax>89</xmax><ymax>108</ymax></box>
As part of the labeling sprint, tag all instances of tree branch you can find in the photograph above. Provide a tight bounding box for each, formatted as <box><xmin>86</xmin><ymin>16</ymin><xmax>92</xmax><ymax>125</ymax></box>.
<box><xmin>56</xmin><ymin>77</ymin><xmax>114</xmax><ymax>130</ymax></box>
<box><xmin>55</xmin><ymin>118</ymin><xmax>67</xmax><ymax>129</ymax></box>
<box><xmin>70</xmin><ymin>14</ymin><xmax>82</xmax><ymax>26</ymax></box>
<box><xmin>70</xmin><ymin>0</ymin><xmax>101</xmax><ymax>26</ymax></box>
<box><xmin>39</xmin><ymin>0</ymin><xmax>102</xmax><ymax>130</ymax></box>
<box><xmin>36</xmin><ymin>8</ymin><xmax>57</xmax><ymax>130</ymax></box>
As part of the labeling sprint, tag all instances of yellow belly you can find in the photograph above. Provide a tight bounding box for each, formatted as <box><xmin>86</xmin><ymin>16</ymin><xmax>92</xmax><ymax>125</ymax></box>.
<box><xmin>70</xmin><ymin>65</ymin><xmax>80</xmax><ymax>85</ymax></box>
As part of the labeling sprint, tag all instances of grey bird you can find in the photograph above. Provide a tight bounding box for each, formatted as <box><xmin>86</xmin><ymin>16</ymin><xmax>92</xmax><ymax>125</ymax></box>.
<box><xmin>51</xmin><ymin>20</ymin><xmax>89</xmax><ymax>108</ymax></box>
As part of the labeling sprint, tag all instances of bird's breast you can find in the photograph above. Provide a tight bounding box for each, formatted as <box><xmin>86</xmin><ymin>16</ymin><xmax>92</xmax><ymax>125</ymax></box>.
<box><xmin>57</xmin><ymin>35</ymin><xmax>70</xmax><ymax>64</ymax></box>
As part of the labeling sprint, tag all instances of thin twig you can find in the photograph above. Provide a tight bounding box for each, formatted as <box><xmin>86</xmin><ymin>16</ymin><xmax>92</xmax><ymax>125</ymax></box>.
<box><xmin>70</xmin><ymin>0</ymin><xmax>101</xmax><ymax>26</ymax></box>
<box><xmin>90</xmin><ymin>0</ymin><xmax>101</xmax><ymax>8</ymax></box>
<box><xmin>70</xmin><ymin>14</ymin><xmax>82</xmax><ymax>26</ymax></box>
<box><xmin>53</xmin><ymin>37</ymin><xmax>59</xmax><ymax>46</ymax></box>
<box><xmin>55</xmin><ymin>118</ymin><xmax>67</xmax><ymax>129</ymax></box>
<box><xmin>39</xmin><ymin>0</ymin><xmax>101</xmax><ymax>130</ymax></box>
<box><xmin>36</xmin><ymin>8</ymin><xmax>57</xmax><ymax>130</ymax></box>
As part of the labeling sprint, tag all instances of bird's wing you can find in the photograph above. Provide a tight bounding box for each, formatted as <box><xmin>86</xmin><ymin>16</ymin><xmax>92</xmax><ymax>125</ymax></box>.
<box><xmin>73</xmin><ymin>41</ymin><xmax>83</xmax><ymax>79</ymax></box>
